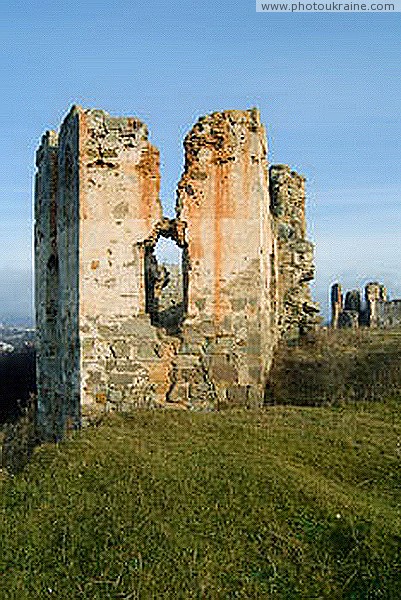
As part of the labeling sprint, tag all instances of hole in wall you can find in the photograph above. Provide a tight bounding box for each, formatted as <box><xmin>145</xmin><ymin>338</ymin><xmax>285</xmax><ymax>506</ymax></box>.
<box><xmin>154</xmin><ymin>237</ymin><xmax>182</xmax><ymax>266</ymax></box>
<box><xmin>144</xmin><ymin>235</ymin><xmax>188</xmax><ymax>335</ymax></box>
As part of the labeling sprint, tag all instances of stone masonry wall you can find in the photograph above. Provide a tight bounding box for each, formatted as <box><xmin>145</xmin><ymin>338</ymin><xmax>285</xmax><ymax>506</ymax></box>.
<box><xmin>269</xmin><ymin>165</ymin><xmax>319</xmax><ymax>337</ymax></box>
<box><xmin>57</xmin><ymin>109</ymin><xmax>81</xmax><ymax>434</ymax></box>
<box><xmin>378</xmin><ymin>300</ymin><xmax>401</xmax><ymax>328</ymax></box>
<box><xmin>76</xmin><ymin>108</ymin><xmax>169</xmax><ymax>420</ymax></box>
<box><xmin>35</xmin><ymin>106</ymin><xmax>318</xmax><ymax>438</ymax></box>
<box><xmin>34</xmin><ymin>130</ymin><xmax>60</xmax><ymax>438</ymax></box>
<box><xmin>174</xmin><ymin>109</ymin><xmax>274</xmax><ymax>408</ymax></box>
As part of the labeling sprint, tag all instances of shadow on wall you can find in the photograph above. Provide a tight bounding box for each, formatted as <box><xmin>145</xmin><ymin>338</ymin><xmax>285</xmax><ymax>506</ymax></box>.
<box><xmin>0</xmin><ymin>348</ymin><xmax>37</xmax><ymax>423</ymax></box>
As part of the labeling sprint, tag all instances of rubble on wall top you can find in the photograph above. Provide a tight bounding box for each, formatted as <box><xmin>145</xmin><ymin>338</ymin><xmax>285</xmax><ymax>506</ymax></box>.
<box><xmin>270</xmin><ymin>164</ymin><xmax>306</xmax><ymax>180</ymax></box>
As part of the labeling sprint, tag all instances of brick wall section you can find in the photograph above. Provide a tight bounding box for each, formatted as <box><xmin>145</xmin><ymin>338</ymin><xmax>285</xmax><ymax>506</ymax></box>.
<box><xmin>57</xmin><ymin>109</ymin><xmax>81</xmax><ymax>433</ymax></box>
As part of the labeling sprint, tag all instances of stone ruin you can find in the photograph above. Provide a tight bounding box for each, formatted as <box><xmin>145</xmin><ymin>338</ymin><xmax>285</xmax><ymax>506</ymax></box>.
<box><xmin>35</xmin><ymin>106</ymin><xmax>319</xmax><ymax>439</ymax></box>
<box><xmin>331</xmin><ymin>281</ymin><xmax>401</xmax><ymax>329</ymax></box>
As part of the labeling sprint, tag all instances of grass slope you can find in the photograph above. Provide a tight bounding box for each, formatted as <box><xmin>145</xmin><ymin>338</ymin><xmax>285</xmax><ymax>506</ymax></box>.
<box><xmin>1</xmin><ymin>404</ymin><xmax>401</xmax><ymax>599</ymax></box>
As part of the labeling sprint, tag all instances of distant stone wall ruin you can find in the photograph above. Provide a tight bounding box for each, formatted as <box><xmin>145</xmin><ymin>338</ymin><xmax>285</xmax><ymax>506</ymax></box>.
<box><xmin>35</xmin><ymin>106</ymin><xmax>319</xmax><ymax>439</ymax></box>
<box><xmin>330</xmin><ymin>281</ymin><xmax>401</xmax><ymax>330</ymax></box>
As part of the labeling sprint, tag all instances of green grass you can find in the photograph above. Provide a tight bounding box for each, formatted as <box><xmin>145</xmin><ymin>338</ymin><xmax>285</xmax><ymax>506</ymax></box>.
<box><xmin>1</xmin><ymin>403</ymin><xmax>401</xmax><ymax>598</ymax></box>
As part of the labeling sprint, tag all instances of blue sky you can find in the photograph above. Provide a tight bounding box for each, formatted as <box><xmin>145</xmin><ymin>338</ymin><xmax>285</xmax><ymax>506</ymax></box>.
<box><xmin>0</xmin><ymin>0</ymin><xmax>399</xmax><ymax>323</ymax></box>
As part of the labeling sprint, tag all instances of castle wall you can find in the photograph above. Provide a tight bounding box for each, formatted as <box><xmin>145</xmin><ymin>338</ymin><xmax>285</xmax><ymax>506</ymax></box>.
<box><xmin>269</xmin><ymin>165</ymin><xmax>319</xmax><ymax>336</ymax></box>
<box><xmin>57</xmin><ymin>109</ymin><xmax>81</xmax><ymax>432</ymax></box>
<box><xmin>75</xmin><ymin>108</ymin><xmax>171</xmax><ymax>418</ymax></box>
<box><xmin>34</xmin><ymin>131</ymin><xmax>60</xmax><ymax>437</ymax></box>
<box><xmin>176</xmin><ymin>109</ymin><xmax>274</xmax><ymax>405</ymax></box>
<box><xmin>377</xmin><ymin>300</ymin><xmax>401</xmax><ymax>328</ymax></box>
<box><xmin>330</xmin><ymin>283</ymin><xmax>343</xmax><ymax>328</ymax></box>
<box><xmin>35</xmin><ymin>106</ymin><xmax>318</xmax><ymax>437</ymax></box>
<box><xmin>365</xmin><ymin>282</ymin><xmax>388</xmax><ymax>328</ymax></box>
<box><xmin>331</xmin><ymin>281</ymin><xmax>400</xmax><ymax>330</ymax></box>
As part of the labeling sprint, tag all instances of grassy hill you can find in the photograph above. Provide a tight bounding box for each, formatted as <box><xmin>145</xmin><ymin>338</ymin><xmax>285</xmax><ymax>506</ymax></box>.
<box><xmin>1</xmin><ymin>403</ymin><xmax>400</xmax><ymax>598</ymax></box>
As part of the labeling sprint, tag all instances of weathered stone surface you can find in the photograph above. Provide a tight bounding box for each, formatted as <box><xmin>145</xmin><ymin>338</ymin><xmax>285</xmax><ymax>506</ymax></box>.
<box><xmin>35</xmin><ymin>106</ymin><xmax>319</xmax><ymax>439</ymax></box>
<box><xmin>35</xmin><ymin>130</ymin><xmax>61</xmax><ymax>438</ymax></box>
<box><xmin>269</xmin><ymin>165</ymin><xmax>320</xmax><ymax>338</ymax></box>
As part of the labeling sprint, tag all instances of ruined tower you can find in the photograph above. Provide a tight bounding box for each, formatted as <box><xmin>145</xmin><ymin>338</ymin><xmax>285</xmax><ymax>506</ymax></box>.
<box><xmin>330</xmin><ymin>283</ymin><xmax>343</xmax><ymax>328</ymax></box>
<box><xmin>330</xmin><ymin>280</ymin><xmax>401</xmax><ymax>329</ymax></box>
<box><xmin>365</xmin><ymin>282</ymin><xmax>387</xmax><ymax>328</ymax></box>
<box><xmin>35</xmin><ymin>106</ymin><xmax>318</xmax><ymax>439</ymax></box>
